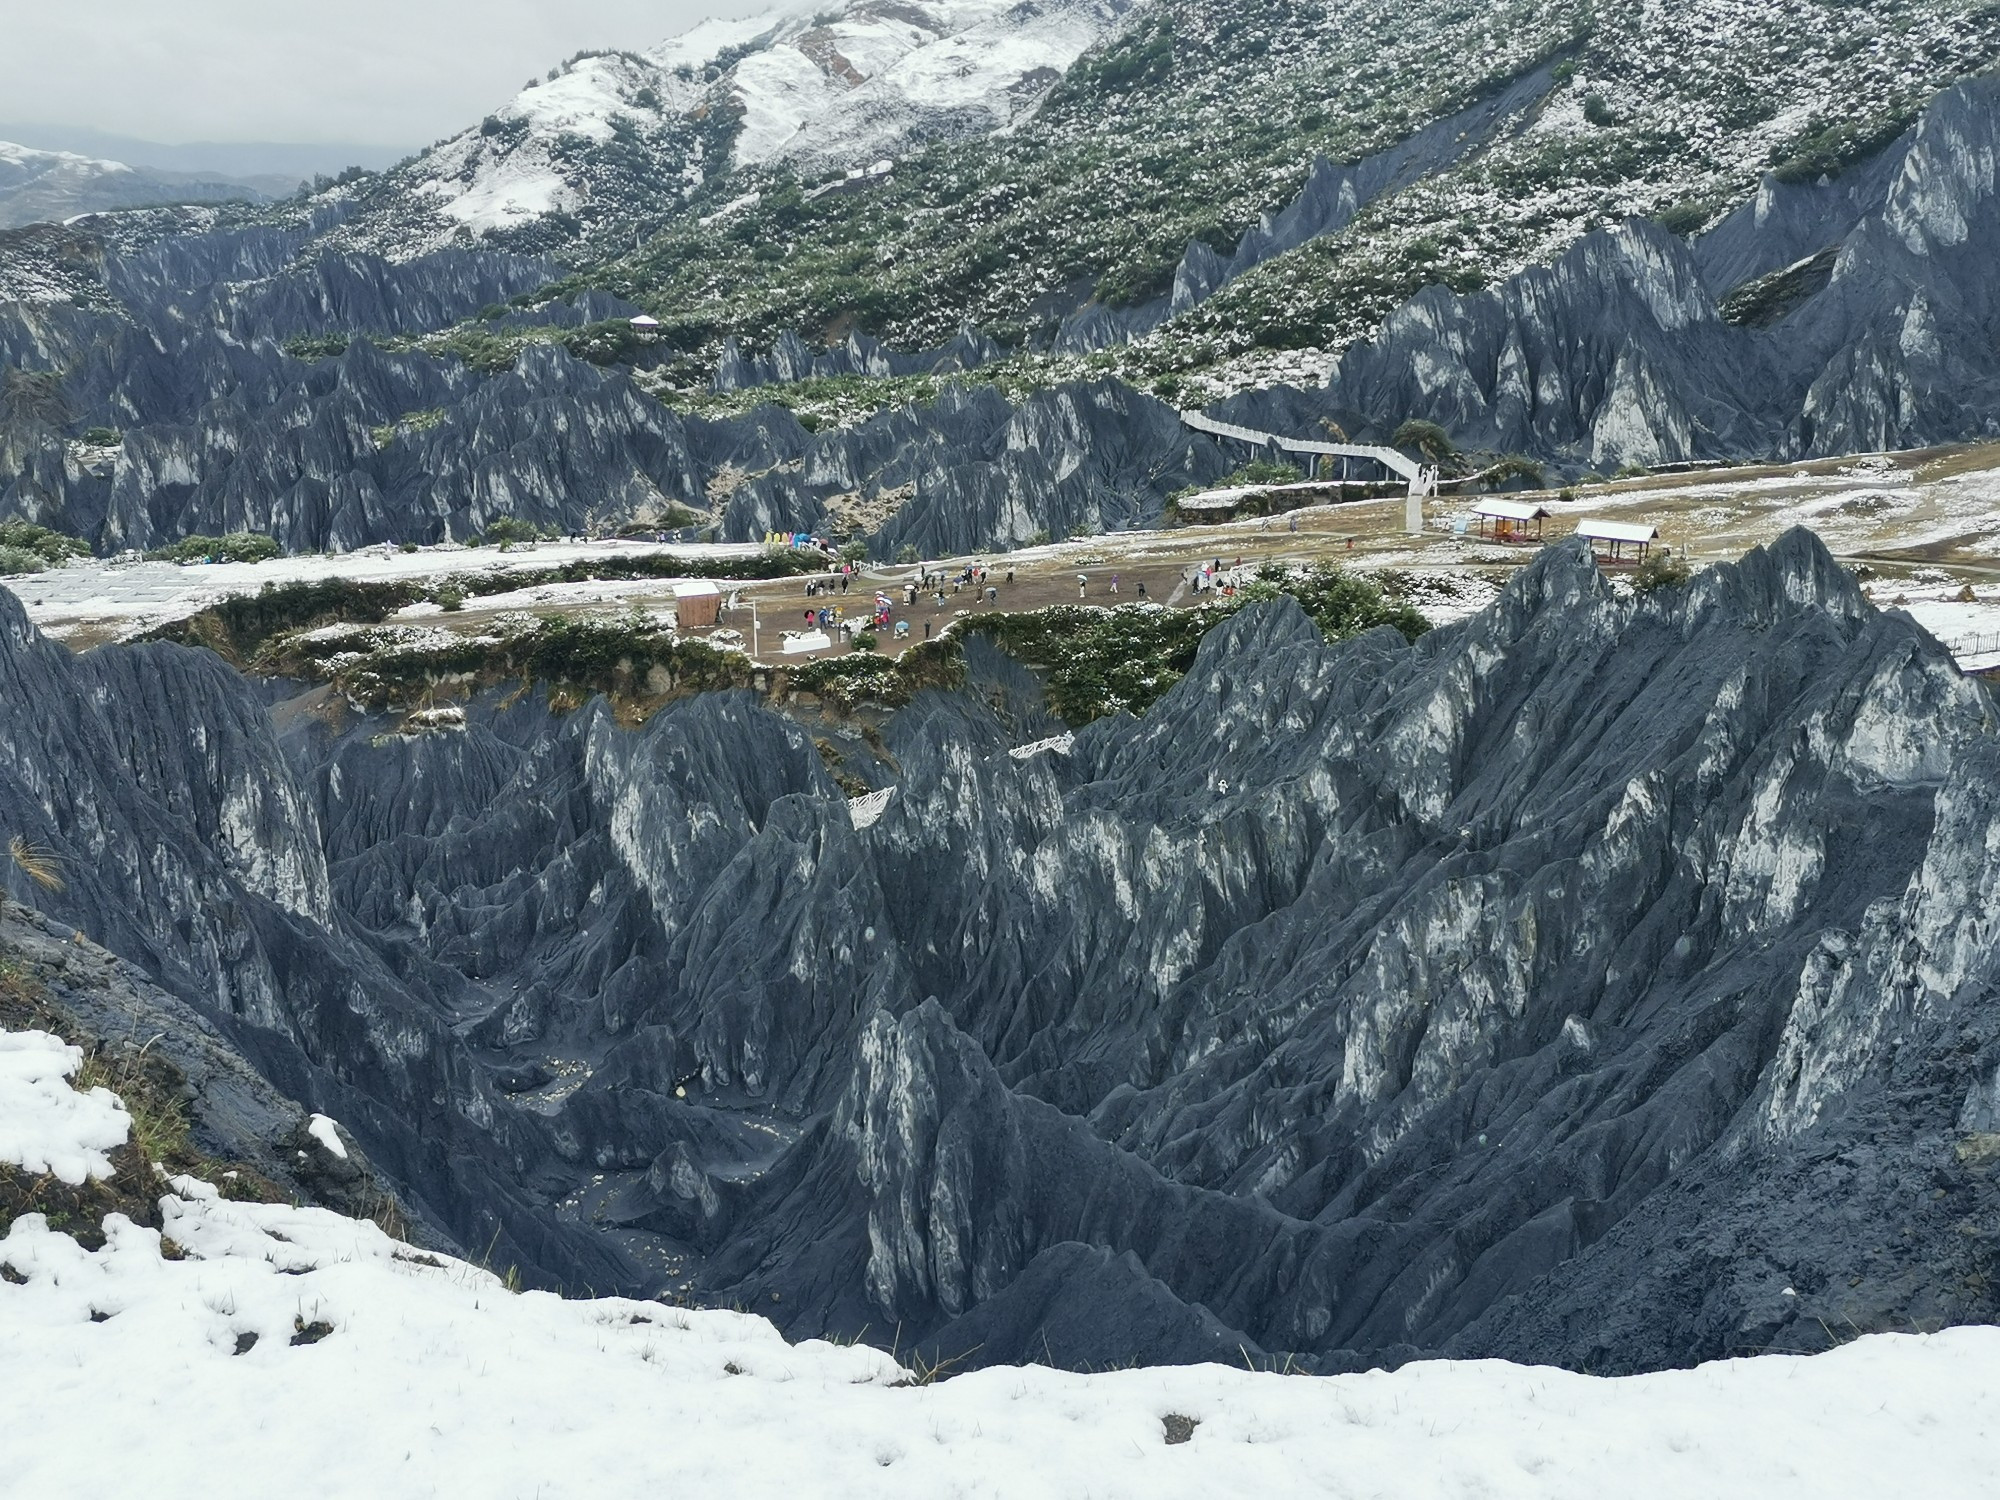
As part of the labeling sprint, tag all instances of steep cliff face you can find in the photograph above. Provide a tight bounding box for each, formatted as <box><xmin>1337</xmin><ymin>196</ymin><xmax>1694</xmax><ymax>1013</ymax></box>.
<box><xmin>1229</xmin><ymin>75</ymin><xmax>2000</xmax><ymax>468</ymax></box>
<box><xmin>0</xmin><ymin>589</ymin><xmax>633</xmax><ymax>1290</ymax></box>
<box><xmin>5</xmin><ymin>528</ymin><xmax>1998</xmax><ymax>1372</ymax></box>
<box><xmin>644</xmin><ymin>531</ymin><xmax>2000</xmax><ymax>1369</ymax></box>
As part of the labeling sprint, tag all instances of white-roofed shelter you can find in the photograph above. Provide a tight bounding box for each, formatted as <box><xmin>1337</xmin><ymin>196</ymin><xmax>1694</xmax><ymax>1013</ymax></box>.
<box><xmin>1574</xmin><ymin>517</ymin><xmax>1661</xmax><ymax>563</ymax></box>
<box><xmin>1470</xmin><ymin>497</ymin><xmax>1550</xmax><ymax>543</ymax></box>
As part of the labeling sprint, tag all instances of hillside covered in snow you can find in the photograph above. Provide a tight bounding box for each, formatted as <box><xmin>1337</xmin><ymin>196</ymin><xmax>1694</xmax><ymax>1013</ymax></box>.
<box><xmin>315</xmin><ymin>0</ymin><xmax>1136</xmax><ymax>259</ymax></box>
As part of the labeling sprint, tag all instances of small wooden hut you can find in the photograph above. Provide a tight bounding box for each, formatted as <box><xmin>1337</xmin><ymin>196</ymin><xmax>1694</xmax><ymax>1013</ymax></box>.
<box><xmin>673</xmin><ymin>579</ymin><xmax>722</xmax><ymax>629</ymax></box>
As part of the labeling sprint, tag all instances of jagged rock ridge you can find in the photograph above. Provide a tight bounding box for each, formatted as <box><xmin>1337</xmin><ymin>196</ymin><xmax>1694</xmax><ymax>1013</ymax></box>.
<box><xmin>3</xmin><ymin>529</ymin><xmax>1999</xmax><ymax>1372</ymax></box>
<box><xmin>1225</xmin><ymin>75</ymin><xmax>2000</xmax><ymax>467</ymax></box>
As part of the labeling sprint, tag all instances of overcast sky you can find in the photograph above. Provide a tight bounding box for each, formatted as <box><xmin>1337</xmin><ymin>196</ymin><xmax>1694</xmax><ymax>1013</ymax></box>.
<box><xmin>2</xmin><ymin>0</ymin><xmax>774</xmax><ymax>149</ymax></box>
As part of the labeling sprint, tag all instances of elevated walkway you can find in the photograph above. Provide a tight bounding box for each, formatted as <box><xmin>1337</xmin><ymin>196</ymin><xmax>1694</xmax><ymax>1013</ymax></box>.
<box><xmin>1179</xmin><ymin>410</ymin><xmax>1436</xmax><ymax>532</ymax></box>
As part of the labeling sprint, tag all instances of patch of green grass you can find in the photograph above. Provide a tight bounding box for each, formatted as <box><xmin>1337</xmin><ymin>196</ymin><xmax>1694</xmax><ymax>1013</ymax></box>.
<box><xmin>370</xmin><ymin>407</ymin><xmax>448</xmax><ymax>449</ymax></box>
<box><xmin>282</xmin><ymin>334</ymin><xmax>351</xmax><ymax>361</ymax></box>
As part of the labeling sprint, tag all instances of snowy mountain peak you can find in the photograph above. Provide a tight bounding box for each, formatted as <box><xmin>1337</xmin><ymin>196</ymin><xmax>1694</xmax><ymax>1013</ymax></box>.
<box><xmin>701</xmin><ymin>0</ymin><xmax>1138</xmax><ymax>170</ymax></box>
<box><xmin>376</xmin><ymin>0</ymin><xmax>1135</xmax><ymax>247</ymax></box>
<box><xmin>410</xmin><ymin>52</ymin><xmax>711</xmax><ymax>237</ymax></box>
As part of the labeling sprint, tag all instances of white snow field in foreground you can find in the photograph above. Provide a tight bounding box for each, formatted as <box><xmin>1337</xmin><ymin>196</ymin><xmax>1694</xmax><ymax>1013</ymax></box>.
<box><xmin>0</xmin><ymin>1028</ymin><xmax>128</xmax><ymax>1185</ymax></box>
<box><xmin>4</xmin><ymin>1031</ymin><xmax>1997</xmax><ymax>1499</ymax></box>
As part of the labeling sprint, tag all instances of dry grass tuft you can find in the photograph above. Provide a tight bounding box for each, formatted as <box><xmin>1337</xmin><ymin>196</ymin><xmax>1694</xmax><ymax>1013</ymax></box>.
<box><xmin>7</xmin><ymin>836</ymin><xmax>63</xmax><ymax>892</ymax></box>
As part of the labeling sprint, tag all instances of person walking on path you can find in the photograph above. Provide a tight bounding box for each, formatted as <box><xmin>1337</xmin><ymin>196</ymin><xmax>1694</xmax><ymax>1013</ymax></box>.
<box><xmin>1077</xmin><ymin>573</ymin><xmax>1088</xmax><ymax>598</ymax></box>
<box><xmin>1110</xmin><ymin>574</ymin><xmax>1119</xmax><ymax>594</ymax></box>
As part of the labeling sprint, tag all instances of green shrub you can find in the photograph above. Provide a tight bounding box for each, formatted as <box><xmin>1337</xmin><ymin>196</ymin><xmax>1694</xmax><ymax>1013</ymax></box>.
<box><xmin>1633</xmin><ymin>550</ymin><xmax>1693</xmax><ymax>593</ymax></box>
<box><xmin>1391</xmin><ymin>419</ymin><xmax>1454</xmax><ymax>461</ymax></box>
<box><xmin>371</xmin><ymin>408</ymin><xmax>448</xmax><ymax>450</ymax></box>
<box><xmin>969</xmin><ymin>564</ymin><xmax>1427</xmax><ymax>722</ymax></box>
<box><xmin>0</xmin><ymin>520</ymin><xmax>89</xmax><ymax>567</ymax></box>
<box><xmin>1223</xmin><ymin>459</ymin><xmax>1305</xmax><ymax>488</ymax></box>
<box><xmin>433</xmin><ymin>327</ymin><xmax>518</xmax><ymax>373</ymax></box>
<box><xmin>1770</xmin><ymin>112</ymin><xmax>1913</xmax><ymax>185</ymax></box>
<box><xmin>80</xmin><ymin>426</ymin><xmax>121</xmax><ymax>447</ymax></box>
<box><xmin>283</xmin><ymin>334</ymin><xmax>350</xmax><ymax>361</ymax></box>
<box><xmin>0</xmin><ymin>546</ymin><xmax>45</xmax><ymax>577</ymax></box>
<box><xmin>894</xmin><ymin>544</ymin><xmax>920</xmax><ymax>564</ymax></box>
<box><xmin>1653</xmin><ymin>198</ymin><xmax>1720</xmax><ymax>237</ymax></box>
<box><xmin>151</xmin><ymin>533</ymin><xmax>281</xmax><ymax>565</ymax></box>
<box><xmin>1484</xmin><ymin>455</ymin><xmax>1545</xmax><ymax>487</ymax></box>
<box><xmin>477</xmin><ymin>517</ymin><xmax>546</xmax><ymax>547</ymax></box>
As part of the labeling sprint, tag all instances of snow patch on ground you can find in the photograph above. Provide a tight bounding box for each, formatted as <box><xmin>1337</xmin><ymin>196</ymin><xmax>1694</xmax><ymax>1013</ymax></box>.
<box><xmin>0</xmin><ymin>1030</ymin><xmax>128</xmax><ymax>1185</ymax></box>
<box><xmin>3</xmin><ymin>536</ymin><xmax>761</xmax><ymax>643</ymax></box>
<box><xmin>305</xmin><ymin>1114</ymin><xmax>347</xmax><ymax>1160</ymax></box>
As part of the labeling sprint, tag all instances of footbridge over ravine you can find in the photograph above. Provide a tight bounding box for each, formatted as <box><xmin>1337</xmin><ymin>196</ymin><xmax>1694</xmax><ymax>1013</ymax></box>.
<box><xmin>1179</xmin><ymin>409</ymin><xmax>1437</xmax><ymax>533</ymax></box>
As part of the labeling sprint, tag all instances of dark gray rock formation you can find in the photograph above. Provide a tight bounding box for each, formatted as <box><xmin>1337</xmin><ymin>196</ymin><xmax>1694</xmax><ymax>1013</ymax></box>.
<box><xmin>713</xmin><ymin>326</ymin><xmax>1004</xmax><ymax>391</ymax></box>
<box><xmin>1054</xmin><ymin>61</ymin><xmax>1562</xmax><ymax>352</ymax></box>
<box><xmin>0</xmin><ymin>900</ymin><xmax>428</xmax><ymax>1234</ymax></box>
<box><xmin>5</xmin><ymin>526</ymin><xmax>1999</xmax><ymax>1375</ymax></box>
<box><xmin>7</xmin><ymin>77</ymin><xmax>2000</xmax><ymax>556</ymax></box>
<box><xmin>0</xmin><ymin>216</ymin><xmax>1218</xmax><ymax>555</ymax></box>
<box><xmin>1229</xmin><ymin>75</ymin><xmax>2000</xmax><ymax>469</ymax></box>
<box><xmin>0</xmin><ymin>590</ymin><xmax>635</xmax><ymax>1289</ymax></box>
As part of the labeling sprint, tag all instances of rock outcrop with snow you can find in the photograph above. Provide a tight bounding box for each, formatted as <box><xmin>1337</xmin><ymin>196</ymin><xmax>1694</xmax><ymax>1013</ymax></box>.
<box><xmin>326</xmin><ymin>0</ymin><xmax>1133</xmax><ymax>255</ymax></box>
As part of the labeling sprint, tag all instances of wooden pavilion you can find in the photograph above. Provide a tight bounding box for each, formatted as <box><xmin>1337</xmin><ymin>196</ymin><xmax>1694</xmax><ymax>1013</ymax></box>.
<box><xmin>1470</xmin><ymin>497</ymin><xmax>1551</xmax><ymax>543</ymax></box>
<box><xmin>1574</xmin><ymin>517</ymin><xmax>1660</xmax><ymax>564</ymax></box>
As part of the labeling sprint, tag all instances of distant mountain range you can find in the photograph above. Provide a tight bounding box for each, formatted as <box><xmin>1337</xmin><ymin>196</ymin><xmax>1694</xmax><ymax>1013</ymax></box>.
<box><xmin>0</xmin><ymin>123</ymin><xmax>406</xmax><ymax>190</ymax></box>
<box><xmin>0</xmin><ymin>140</ymin><xmax>277</xmax><ymax>230</ymax></box>
<box><xmin>0</xmin><ymin>126</ymin><xmax>414</xmax><ymax>231</ymax></box>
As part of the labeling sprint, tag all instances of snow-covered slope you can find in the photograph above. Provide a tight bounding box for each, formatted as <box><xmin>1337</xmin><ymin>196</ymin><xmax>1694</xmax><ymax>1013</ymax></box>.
<box><xmin>3</xmin><ymin>1019</ymin><xmax>1996</xmax><ymax>1498</ymax></box>
<box><xmin>405</xmin><ymin>52</ymin><xmax>715</xmax><ymax>240</ymax></box>
<box><xmin>714</xmin><ymin>0</ymin><xmax>1134</xmax><ymax>170</ymax></box>
<box><xmin>341</xmin><ymin>0</ymin><xmax>1132</xmax><ymax>253</ymax></box>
